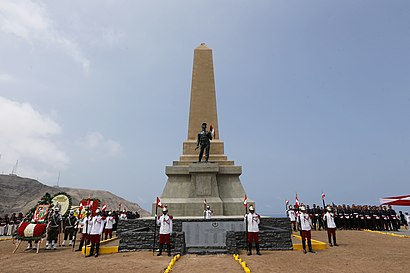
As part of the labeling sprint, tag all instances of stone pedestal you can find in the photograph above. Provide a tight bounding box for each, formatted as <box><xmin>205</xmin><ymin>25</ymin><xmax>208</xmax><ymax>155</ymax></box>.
<box><xmin>153</xmin><ymin>163</ymin><xmax>250</xmax><ymax>216</ymax></box>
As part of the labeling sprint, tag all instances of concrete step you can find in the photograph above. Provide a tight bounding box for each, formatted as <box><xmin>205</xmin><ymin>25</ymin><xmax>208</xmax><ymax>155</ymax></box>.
<box><xmin>186</xmin><ymin>247</ymin><xmax>228</xmax><ymax>255</ymax></box>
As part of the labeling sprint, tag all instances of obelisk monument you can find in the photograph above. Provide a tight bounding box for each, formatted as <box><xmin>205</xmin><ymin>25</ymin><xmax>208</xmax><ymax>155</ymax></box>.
<box><xmin>154</xmin><ymin>43</ymin><xmax>251</xmax><ymax>216</ymax></box>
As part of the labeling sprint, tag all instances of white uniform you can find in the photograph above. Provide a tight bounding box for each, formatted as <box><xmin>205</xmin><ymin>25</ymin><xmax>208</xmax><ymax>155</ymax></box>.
<box><xmin>157</xmin><ymin>215</ymin><xmax>173</xmax><ymax>234</ymax></box>
<box><xmin>323</xmin><ymin>211</ymin><xmax>336</xmax><ymax>228</ymax></box>
<box><xmin>82</xmin><ymin>216</ymin><xmax>92</xmax><ymax>234</ymax></box>
<box><xmin>245</xmin><ymin>213</ymin><xmax>260</xmax><ymax>232</ymax></box>
<box><xmin>298</xmin><ymin>212</ymin><xmax>311</xmax><ymax>231</ymax></box>
<box><xmin>288</xmin><ymin>210</ymin><xmax>296</xmax><ymax>222</ymax></box>
<box><xmin>204</xmin><ymin>210</ymin><xmax>212</xmax><ymax>219</ymax></box>
<box><xmin>105</xmin><ymin>216</ymin><xmax>116</xmax><ymax>229</ymax></box>
<box><xmin>90</xmin><ymin>215</ymin><xmax>105</xmax><ymax>235</ymax></box>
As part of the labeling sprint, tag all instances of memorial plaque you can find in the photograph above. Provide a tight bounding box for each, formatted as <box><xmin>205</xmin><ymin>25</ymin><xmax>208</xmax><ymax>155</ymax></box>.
<box><xmin>182</xmin><ymin>221</ymin><xmax>244</xmax><ymax>247</ymax></box>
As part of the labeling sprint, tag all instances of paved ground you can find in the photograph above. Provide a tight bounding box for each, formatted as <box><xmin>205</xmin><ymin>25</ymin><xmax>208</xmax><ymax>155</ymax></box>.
<box><xmin>1</xmin><ymin>230</ymin><xmax>409</xmax><ymax>273</ymax></box>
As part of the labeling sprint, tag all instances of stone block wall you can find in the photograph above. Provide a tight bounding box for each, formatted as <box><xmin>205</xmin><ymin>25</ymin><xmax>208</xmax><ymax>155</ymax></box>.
<box><xmin>117</xmin><ymin>217</ymin><xmax>292</xmax><ymax>254</ymax></box>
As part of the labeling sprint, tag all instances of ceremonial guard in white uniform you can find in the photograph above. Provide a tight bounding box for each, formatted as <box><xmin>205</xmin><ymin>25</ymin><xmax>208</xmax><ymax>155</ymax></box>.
<box><xmin>76</xmin><ymin>210</ymin><xmax>91</xmax><ymax>252</ymax></box>
<box><xmin>156</xmin><ymin>206</ymin><xmax>173</xmax><ymax>256</ymax></box>
<box><xmin>287</xmin><ymin>205</ymin><xmax>297</xmax><ymax>231</ymax></box>
<box><xmin>104</xmin><ymin>211</ymin><xmax>116</xmax><ymax>240</ymax></box>
<box><xmin>87</xmin><ymin>209</ymin><xmax>105</xmax><ymax>257</ymax></box>
<box><xmin>245</xmin><ymin>205</ymin><xmax>261</xmax><ymax>255</ymax></box>
<box><xmin>297</xmin><ymin>205</ymin><xmax>315</xmax><ymax>254</ymax></box>
<box><xmin>204</xmin><ymin>205</ymin><xmax>213</xmax><ymax>220</ymax></box>
<box><xmin>323</xmin><ymin>206</ymin><xmax>339</xmax><ymax>246</ymax></box>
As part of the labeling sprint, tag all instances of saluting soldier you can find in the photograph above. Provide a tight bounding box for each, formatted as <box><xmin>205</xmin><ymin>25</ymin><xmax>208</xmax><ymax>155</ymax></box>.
<box><xmin>104</xmin><ymin>211</ymin><xmax>116</xmax><ymax>240</ymax></box>
<box><xmin>156</xmin><ymin>206</ymin><xmax>173</xmax><ymax>256</ymax></box>
<box><xmin>87</xmin><ymin>209</ymin><xmax>105</xmax><ymax>257</ymax></box>
<box><xmin>297</xmin><ymin>206</ymin><xmax>315</xmax><ymax>254</ymax></box>
<box><xmin>204</xmin><ymin>205</ymin><xmax>213</xmax><ymax>220</ymax></box>
<box><xmin>287</xmin><ymin>205</ymin><xmax>297</xmax><ymax>232</ymax></box>
<box><xmin>323</xmin><ymin>206</ymin><xmax>339</xmax><ymax>247</ymax></box>
<box><xmin>245</xmin><ymin>205</ymin><xmax>261</xmax><ymax>256</ymax></box>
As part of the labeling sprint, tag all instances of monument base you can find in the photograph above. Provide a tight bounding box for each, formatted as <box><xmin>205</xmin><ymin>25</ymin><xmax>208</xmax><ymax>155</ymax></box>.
<box><xmin>117</xmin><ymin>217</ymin><xmax>293</xmax><ymax>255</ymax></box>
<box><xmin>153</xmin><ymin>163</ymin><xmax>251</xmax><ymax>217</ymax></box>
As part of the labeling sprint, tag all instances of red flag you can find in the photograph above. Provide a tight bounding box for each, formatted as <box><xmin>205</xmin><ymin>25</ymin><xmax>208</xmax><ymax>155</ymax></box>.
<box><xmin>156</xmin><ymin>197</ymin><xmax>163</xmax><ymax>208</ymax></box>
<box><xmin>210</xmin><ymin>125</ymin><xmax>215</xmax><ymax>138</ymax></box>
<box><xmin>321</xmin><ymin>192</ymin><xmax>325</xmax><ymax>200</ymax></box>
<box><xmin>295</xmin><ymin>193</ymin><xmax>299</xmax><ymax>208</ymax></box>
<box><xmin>243</xmin><ymin>194</ymin><xmax>248</xmax><ymax>207</ymax></box>
<box><xmin>102</xmin><ymin>202</ymin><xmax>107</xmax><ymax>211</ymax></box>
<box><xmin>285</xmin><ymin>200</ymin><xmax>289</xmax><ymax>206</ymax></box>
<box><xmin>79</xmin><ymin>202</ymin><xmax>83</xmax><ymax>211</ymax></box>
<box><xmin>86</xmin><ymin>198</ymin><xmax>90</xmax><ymax>207</ymax></box>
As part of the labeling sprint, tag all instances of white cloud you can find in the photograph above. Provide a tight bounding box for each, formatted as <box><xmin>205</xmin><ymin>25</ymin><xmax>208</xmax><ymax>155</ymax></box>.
<box><xmin>0</xmin><ymin>0</ymin><xmax>90</xmax><ymax>74</ymax></box>
<box><xmin>0</xmin><ymin>96</ymin><xmax>69</xmax><ymax>180</ymax></box>
<box><xmin>80</xmin><ymin>131</ymin><xmax>122</xmax><ymax>156</ymax></box>
<box><xmin>0</xmin><ymin>73</ymin><xmax>16</xmax><ymax>83</ymax></box>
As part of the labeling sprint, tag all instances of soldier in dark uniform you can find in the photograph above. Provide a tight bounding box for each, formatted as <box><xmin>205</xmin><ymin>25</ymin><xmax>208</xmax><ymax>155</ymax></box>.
<box><xmin>311</xmin><ymin>204</ymin><xmax>318</xmax><ymax>230</ymax></box>
<box><xmin>388</xmin><ymin>205</ymin><xmax>398</xmax><ymax>231</ymax></box>
<box><xmin>196</xmin><ymin>122</ymin><xmax>213</xmax><ymax>162</ymax></box>
<box><xmin>46</xmin><ymin>207</ymin><xmax>62</xmax><ymax>250</ymax></box>
<box><xmin>317</xmin><ymin>206</ymin><xmax>324</xmax><ymax>231</ymax></box>
<box><xmin>62</xmin><ymin>210</ymin><xmax>78</xmax><ymax>246</ymax></box>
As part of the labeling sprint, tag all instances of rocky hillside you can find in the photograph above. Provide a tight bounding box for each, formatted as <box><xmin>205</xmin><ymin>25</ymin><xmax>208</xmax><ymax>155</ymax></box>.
<box><xmin>0</xmin><ymin>174</ymin><xmax>150</xmax><ymax>217</ymax></box>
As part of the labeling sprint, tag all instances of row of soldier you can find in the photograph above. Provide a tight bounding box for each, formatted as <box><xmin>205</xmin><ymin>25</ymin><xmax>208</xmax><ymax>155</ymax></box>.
<box><xmin>287</xmin><ymin>203</ymin><xmax>407</xmax><ymax>231</ymax></box>
<box><xmin>0</xmin><ymin>213</ymin><xmax>24</xmax><ymax>236</ymax></box>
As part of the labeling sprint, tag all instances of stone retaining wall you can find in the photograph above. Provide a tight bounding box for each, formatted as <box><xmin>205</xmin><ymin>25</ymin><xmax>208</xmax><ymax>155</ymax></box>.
<box><xmin>117</xmin><ymin>217</ymin><xmax>292</xmax><ymax>254</ymax></box>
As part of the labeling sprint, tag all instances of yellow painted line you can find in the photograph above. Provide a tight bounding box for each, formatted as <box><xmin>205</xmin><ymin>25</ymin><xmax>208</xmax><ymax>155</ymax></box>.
<box><xmin>0</xmin><ymin>237</ymin><xmax>13</xmax><ymax>241</ymax></box>
<box><xmin>82</xmin><ymin>245</ymin><xmax>118</xmax><ymax>256</ymax></box>
<box><xmin>363</xmin><ymin>229</ymin><xmax>410</xmax><ymax>238</ymax></box>
<box><xmin>292</xmin><ymin>234</ymin><xmax>327</xmax><ymax>250</ymax></box>
<box><xmin>232</xmin><ymin>254</ymin><xmax>252</xmax><ymax>273</ymax></box>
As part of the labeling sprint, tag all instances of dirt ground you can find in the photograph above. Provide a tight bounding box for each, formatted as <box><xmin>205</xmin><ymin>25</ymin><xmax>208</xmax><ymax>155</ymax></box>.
<box><xmin>1</xmin><ymin>230</ymin><xmax>409</xmax><ymax>273</ymax></box>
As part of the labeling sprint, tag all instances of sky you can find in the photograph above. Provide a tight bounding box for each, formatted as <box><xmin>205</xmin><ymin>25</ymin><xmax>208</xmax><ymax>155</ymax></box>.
<box><xmin>0</xmin><ymin>0</ymin><xmax>409</xmax><ymax>215</ymax></box>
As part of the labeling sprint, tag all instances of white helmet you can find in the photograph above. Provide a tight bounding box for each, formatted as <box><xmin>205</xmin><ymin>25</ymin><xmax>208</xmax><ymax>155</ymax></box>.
<box><xmin>300</xmin><ymin>206</ymin><xmax>306</xmax><ymax>211</ymax></box>
<box><xmin>162</xmin><ymin>206</ymin><xmax>168</xmax><ymax>212</ymax></box>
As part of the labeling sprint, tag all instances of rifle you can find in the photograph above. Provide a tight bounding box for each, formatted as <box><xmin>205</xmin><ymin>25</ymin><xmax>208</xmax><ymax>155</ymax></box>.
<box><xmin>152</xmin><ymin>206</ymin><xmax>159</xmax><ymax>256</ymax></box>
<box><xmin>245</xmin><ymin>205</ymin><xmax>248</xmax><ymax>253</ymax></box>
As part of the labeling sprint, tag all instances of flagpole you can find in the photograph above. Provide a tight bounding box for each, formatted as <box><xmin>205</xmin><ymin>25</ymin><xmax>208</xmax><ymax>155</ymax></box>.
<box><xmin>244</xmin><ymin>204</ymin><xmax>248</xmax><ymax>254</ymax></box>
<box><xmin>152</xmin><ymin>201</ymin><xmax>158</xmax><ymax>256</ymax></box>
<box><xmin>322</xmin><ymin>192</ymin><xmax>326</xmax><ymax>208</ymax></box>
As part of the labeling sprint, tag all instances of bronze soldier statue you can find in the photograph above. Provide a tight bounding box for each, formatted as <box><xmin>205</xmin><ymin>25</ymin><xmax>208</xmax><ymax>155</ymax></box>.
<box><xmin>196</xmin><ymin>122</ymin><xmax>212</xmax><ymax>162</ymax></box>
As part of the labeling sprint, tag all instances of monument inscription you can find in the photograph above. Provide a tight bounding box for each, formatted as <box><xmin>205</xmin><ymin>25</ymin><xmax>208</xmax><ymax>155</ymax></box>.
<box><xmin>182</xmin><ymin>221</ymin><xmax>244</xmax><ymax>247</ymax></box>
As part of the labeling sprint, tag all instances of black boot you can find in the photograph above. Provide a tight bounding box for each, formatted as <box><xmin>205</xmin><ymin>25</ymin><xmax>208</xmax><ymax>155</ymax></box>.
<box><xmin>167</xmin><ymin>244</ymin><xmax>171</xmax><ymax>257</ymax></box>
<box><xmin>328</xmin><ymin>235</ymin><xmax>333</xmax><ymax>246</ymax></box>
<box><xmin>157</xmin><ymin>243</ymin><xmax>163</xmax><ymax>256</ymax></box>
<box><xmin>247</xmin><ymin>243</ymin><xmax>252</xmax><ymax>255</ymax></box>
<box><xmin>302</xmin><ymin>240</ymin><xmax>307</xmax><ymax>254</ymax></box>
<box><xmin>86</xmin><ymin>244</ymin><xmax>94</xmax><ymax>257</ymax></box>
<box><xmin>95</xmin><ymin>243</ymin><xmax>100</xmax><ymax>257</ymax></box>
<box><xmin>75</xmin><ymin>240</ymin><xmax>84</xmax><ymax>252</ymax></box>
<box><xmin>333</xmin><ymin>235</ymin><xmax>339</xmax><ymax>246</ymax></box>
<box><xmin>255</xmin><ymin>243</ymin><xmax>261</xmax><ymax>255</ymax></box>
<box><xmin>308</xmin><ymin>241</ymin><xmax>315</xmax><ymax>253</ymax></box>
